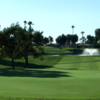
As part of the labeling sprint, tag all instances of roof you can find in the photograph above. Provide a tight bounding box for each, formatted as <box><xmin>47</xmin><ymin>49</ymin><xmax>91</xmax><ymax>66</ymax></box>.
<box><xmin>76</xmin><ymin>43</ymin><xmax>92</xmax><ymax>46</ymax></box>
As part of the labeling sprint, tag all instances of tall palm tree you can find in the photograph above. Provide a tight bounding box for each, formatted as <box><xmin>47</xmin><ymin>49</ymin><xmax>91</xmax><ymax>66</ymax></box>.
<box><xmin>81</xmin><ymin>31</ymin><xmax>84</xmax><ymax>43</ymax></box>
<box><xmin>48</xmin><ymin>36</ymin><xmax>53</xmax><ymax>44</ymax></box>
<box><xmin>28</xmin><ymin>21</ymin><xmax>34</xmax><ymax>33</ymax></box>
<box><xmin>81</xmin><ymin>31</ymin><xmax>84</xmax><ymax>38</ymax></box>
<box><xmin>71</xmin><ymin>25</ymin><xmax>75</xmax><ymax>34</ymax></box>
<box><xmin>28</xmin><ymin>21</ymin><xmax>34</xmax><ymax>28</ymax></box>
<box><xmin>24</xmin><ymin>21</ymin><xmax>27</xmax><ymax>29</ymax></box>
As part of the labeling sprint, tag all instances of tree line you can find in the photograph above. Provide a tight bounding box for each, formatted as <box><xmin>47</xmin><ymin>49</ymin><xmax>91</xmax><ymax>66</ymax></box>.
<box><xmin>41</xmin><ymin>25</ymin><xmax>100</xmax><ymax>48</ymax></box>
<box><xmin>55</xmin><ymin>26</ymin><xmax>100</xmax><ymax>48</ymax></box>
<box><xmin>0</xmin><ymin>22</ymin><xmax>100</xmax><ymax>69</ymax></box>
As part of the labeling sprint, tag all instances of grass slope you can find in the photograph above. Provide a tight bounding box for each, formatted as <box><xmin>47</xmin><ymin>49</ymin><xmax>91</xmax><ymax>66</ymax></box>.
<box><xmin>0</xmin><ymin>55</ymin><xmax>62</xmax><ymax>69</ymax></box>
<box><xmin>0</xmin><ymin>56</ymin><xmax>100</xmax><ymax>100</ymax></box>
<box><xmin>54</xmin><ymin>56</ymin><xmax>100</xmax><ymax>70</ymax></box>
<box><xmin>43</xmin><ymin>46</ymin><xmax>73</xmax><ymax>54</ymax></box>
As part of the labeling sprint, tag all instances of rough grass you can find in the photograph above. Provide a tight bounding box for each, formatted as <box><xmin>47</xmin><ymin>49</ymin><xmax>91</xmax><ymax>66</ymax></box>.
<box><xmin>0</xmin><ymin>56</ymin><xmax>100</xmax><ymax>100</ymax></box>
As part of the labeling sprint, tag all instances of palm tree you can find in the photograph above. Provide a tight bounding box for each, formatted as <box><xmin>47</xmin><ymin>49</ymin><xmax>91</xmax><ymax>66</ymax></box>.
<box><xmin>80</xmin><ymin>37</ymin><xmax>86</xmax><ymax>43</ymax></box>
<box><xmin>28</xmin><ymin>21</ymin><xmax>34</xmax><ymax>28</ymax></box>
<box><xmin>81</xmin><ymin>31</ymin><xmax>84</xmax><ymax>38</ymax></box>
<box><xmin>71</xmin><ymin>25</ymin><xmax>75</xmax><ymax>34</ymax></box>
<box><xmin>24</xmin><ymin>21</ymin><xmax>27</xmax><ymax>29</ymax></box>
<box><xmin>81</xmin><ymin>31</ymin><xmax>85</xmax><ymax>43</ymax></box>
<box><xmin>28</xmin><ymin>21</ymin><xmax>34</xmax><ymax>33</ymax></box>
<box><xmin>48</xmin><ymin>36</ymin><xmax>53</xmax><ymax>44</ymax></box>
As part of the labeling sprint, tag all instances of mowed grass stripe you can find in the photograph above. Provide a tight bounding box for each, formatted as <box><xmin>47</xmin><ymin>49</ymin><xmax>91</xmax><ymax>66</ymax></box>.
<box><xmin>54</xmin><ymin>56</ymin><xmax>100</xmax><ymax>70</ymax></box>
<box><xmin>58</xmin><ymin>56</ymin><xmax>100</xmax><ymax>63</ymax></box>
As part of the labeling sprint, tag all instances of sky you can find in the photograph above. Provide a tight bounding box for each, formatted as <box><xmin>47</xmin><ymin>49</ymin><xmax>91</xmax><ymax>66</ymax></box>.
<box><xmin>0</xmin><ymin>0</ymin><xmax>100</xmax><ymax>43</ymax></box>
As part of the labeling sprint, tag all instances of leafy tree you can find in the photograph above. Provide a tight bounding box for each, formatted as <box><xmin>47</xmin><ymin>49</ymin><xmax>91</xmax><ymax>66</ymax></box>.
<box><xmin>61</xmin><ymin>34</ymin><xmax>67</xmax><ymax>46</ymax></box>
<box><xmin>66</xmin><ymin>34</ymin><xmax>72</xmax><ymax>46</ymax></box>
<box><xmin>56</xmin><ymin>35</ymin><xmax>62</xmax><ymax>48</ymax></box>
<box><xmin>56</xmin><ymin>34</ymin><xmax>67</xmax><ymax>48</ymax></box>
<box><xmin>0</xmin><ymin>21</ymin><xmax>44</xmax><ymax>69</ymax></box>
<box><xmin>94</xmin><ymin>37</ymin><xmax>98</xmax><ymax>45</ymax></box>
<box><xmin>22</xmin><ymin>21</ymin><xmax>45</xmax><ymax>68</ymax></box>
<box><xmin>95</xmin><ymin>29</ymin><xmax>100</xmax><ymax>38</ymax></box>
<box><xmin>86</xmin><ymin>35</ymin><xmax>95</xmax><ymax>44</ymax></box>
<box><xmin>19</xmin><ymin>21</ymin><xmax>36</xmax><ymax>68</ymax></box>
<box><xmin>0</xmin><ymin>31</ymin><xmax>4</xmax><ymax>57</ymax></box>
<box><xmin>66</xmin><ymin>34</ymin><xmax>78</xmax><ymax>46</ymax></box>
<box><xmin>21</xmin><ymin>31</ymin><xmax>35</xmax><ymax>68</ymax></box>
<box><xmin>71</xmin><ymin>34</ymin><xmax>78</xmax><ymax>45</ymax></box>
<box><xmin>95</xmin><ymin>28</ymin><xmax>100</xmax><ymax>42</ymax></box>
<box><xmin>33</xmin><ymin>31</ymin><xmax>44</xmax><ymax>55</ymax></box>
<box><xmin>48</xmin><ymin>36</ymin><xmax>53</xmax><ymax>44</ymax></box>
<box><xmin>33</xmin><ymin>31</ymin><xmax>44</xmax><ymax>46</ymax></box>
<box><xmin>43</xmin><ymin>37</ymin><xmax>49</xmax><ymax>45</ymax></box>
<box><xmin>2</xmin><ymin>23</ymin><xmax>25</xmax><ymax>69</ymax></box>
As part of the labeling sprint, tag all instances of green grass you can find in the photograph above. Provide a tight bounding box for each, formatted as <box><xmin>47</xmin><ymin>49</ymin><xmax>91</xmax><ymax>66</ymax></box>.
<box><xmin>43</xmin><ymin>46</ymin><xmax>73</xmax><ymax>54</ymax></box>
<box><xmin>54</xmin><ymin>56</ymin><xmax>100</xmax><ymax>70</ymax></box>
<box><xmin>0</xmin><ymin>55</ymin><xmax>62</xmax><ymax>69</ymax></box>
<box><xmin>0</xmin><ymin>55</ymin><xmax>100</xmax><ymax>100</ymax></box>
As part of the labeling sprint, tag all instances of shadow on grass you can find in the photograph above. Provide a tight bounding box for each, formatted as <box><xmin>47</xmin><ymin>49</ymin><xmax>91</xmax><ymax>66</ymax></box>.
<box><xmin>0</xmin><ymin>59</ymin><xmax>71</xmax><ymax>78</ymax></box>
<box><xmin>0</xmin><ymin>69</ymin><xmax>71</xmax><ymax>78</ymax></box>
<box><xmin>0</xmin><ymin>59</ymin><xmax>52</xmax><ymax>69</ymax></box>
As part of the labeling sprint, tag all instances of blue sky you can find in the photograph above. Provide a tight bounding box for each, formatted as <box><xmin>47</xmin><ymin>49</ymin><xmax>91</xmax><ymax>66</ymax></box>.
<box><xmin>0</xmin><ymin>0</ymin><xmax>100</xmax><ymax>43</ymax></box>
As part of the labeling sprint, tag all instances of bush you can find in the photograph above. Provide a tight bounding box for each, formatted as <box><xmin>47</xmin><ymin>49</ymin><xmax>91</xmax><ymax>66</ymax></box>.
<box><xmin>94</xmin><ymin>44</ymin><xmax>100</xmax><ymax>48</ymax></box>
<box><xmin>77</xmin><ymin>45</ymin><xmax>81</xmax><ymax>49</ymax></box>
